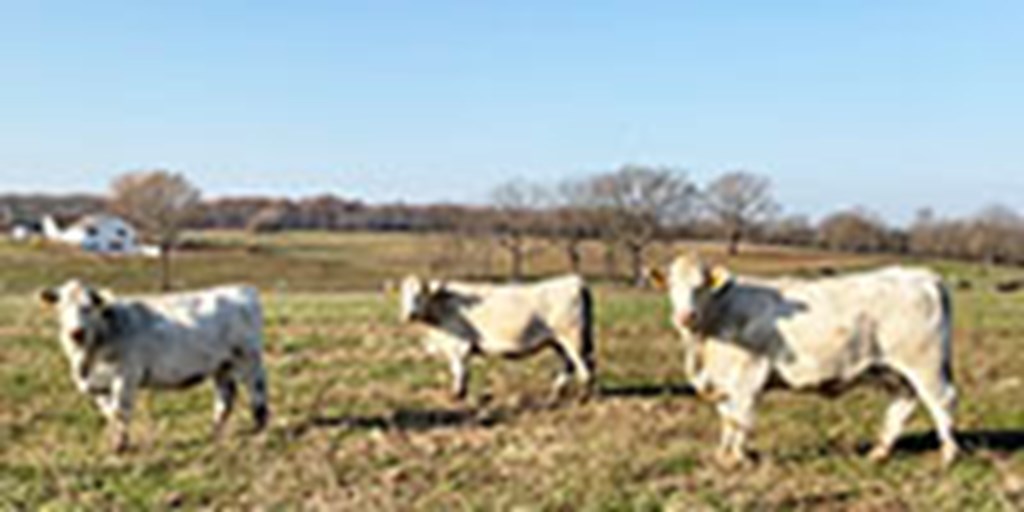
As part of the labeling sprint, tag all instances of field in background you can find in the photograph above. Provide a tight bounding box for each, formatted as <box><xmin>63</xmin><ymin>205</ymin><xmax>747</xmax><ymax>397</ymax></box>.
<box><xmin>1</xmin><ymin>231</ymin><xmax>1023</xmax><ymax>509</ymax></box>
<box><xmin>0</xmin><ymin>230</ymin><xmax>900</xmax><ymax>294</ymax></box>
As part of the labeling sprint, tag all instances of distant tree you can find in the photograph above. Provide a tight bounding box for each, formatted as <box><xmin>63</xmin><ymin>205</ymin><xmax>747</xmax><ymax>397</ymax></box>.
<box><xmin>817</xmin><ymin>208</ymin><xmax>890</xmax><ymax>253</ymax></box>
<box><xmin>765</xmin><ymin>214</ymin><xmax>816</xmax><ymax>247</ymax></box>
<box><xmin>704</xmin><ymin>171</ymin><xmax>778</xmax><ymax>255</ymax></box>
<box><xmin>110</xmin><ymin>171</ymin><xmax>201</xmax><ymax>291</ymax></box>
<box><xmin>967</xmin><ymin>204</ymin><xmax>1024</xmax><ymax>264</ymax></box>
<box><xmin>584</xmin><ymin>165</ymin><xmax>698</xmax><ymax>285</ymax></box>
<box><xmin>908</xmin><ymin>208</ymin><xmax>938</xmax><ymax>257</ymax></box>
<box><xmin>426</xmin><ymin>205</ymin><xmax>491</xmax><ymax>279</ymax></box>
<box><xmin>545</xmin><ymin>179</ymin><xmax>604</xmax><ymax>274</ymax></box>
<box><xmin>246</xmin><ymin>202</ymin><xmax>294</xmax><ymax>233</ymax></box>
<box><xmin>490</xmin><ymin>179</ymin><xmax>548</xmax><ymax>281</ymax></box>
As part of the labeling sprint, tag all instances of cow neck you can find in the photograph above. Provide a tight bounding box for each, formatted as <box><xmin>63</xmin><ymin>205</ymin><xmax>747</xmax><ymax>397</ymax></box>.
<box><xmin>696</xmin><ymin>279</ymin><xmax>736</xmax><ymax>336</ymax></box>
<box><xmin>422</xmin><ymin>290</ymin><xmax>484</xmax><ymax>343</ymax></box>
<box><xmin>101</xmin><ymin>301</ymin><xmax>142</xmax><ymax>341</ymax></box>
<box><xmin>422</xmin><ymin>290</ymin><xmax>462</xmax><ymax>325</ymax></box>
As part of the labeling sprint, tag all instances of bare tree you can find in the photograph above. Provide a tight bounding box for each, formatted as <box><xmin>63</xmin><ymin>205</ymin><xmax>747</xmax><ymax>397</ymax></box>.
<box><xmin>765</xmin><ymin>214</ymin><xmax>816</xmax><ymax>247</ymax></box>
<box><xmin>967</xmin><ymin>204</ymin><xmax>1024</xmax><ymax>264</ymax></box>
<box><xmin>584</xmin><ymin>165</ymin><xmax>698</xmax><ymax>285</ymax></box>
<box><xmin>544</xmin><ymin>179</ymin><xmax>604</xmax><ymax>274</ymax></box>
<box><xmin>110</xmin><ymin>171</ymin><xmax>201</xmax><ymax>291</ymax></box>
<box><xmin>704</xmin><ymin>171</ymin><xmax>778</xmax><ymax>255</ymax></box>
<box><xmin>427</xmin><ymin>205</ymin><xmax>490</xmax><ymax>279</ymax></box>
<box><xmin>817</xmin><ymin>208</ymin><xmax>890</xmax><ymax>253</ymax></box>
<box><xmin>246</xmin><ymin>201</ymin><xmax>294</xmax><ymax>233</ymax></box>
<box><xmin>490</xmin><ymin>179</ymin><xmax>548</xmax><ymax>281</ymax></box>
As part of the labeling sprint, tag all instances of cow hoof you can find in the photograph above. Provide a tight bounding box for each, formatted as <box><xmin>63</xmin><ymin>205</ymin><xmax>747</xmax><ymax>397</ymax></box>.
<box><xmin>940</xmin><ymin>444</ymin><xmax>959</xmax><ymax>469</ymax></box>
<box><xmin>546</xmin><ymin>392</ymin><xmax>567</xmax><ymax>407</ymax></box>
<box><xmin>867</xmin><ymin>446</ymin><xmax>892</xmax><ymax>464</ymax></box>
<box><xmin>111</xmin><ymin>440</ymin><xmax>130</xmax><ymax>455</ymax></box>
<box><xmin>548</xmin><ymin>386</ymin><xmax>569</xmax><ymax>402</ymax></box>
<box><xmin>714</xmin><ymin>451</ymin><xmax>752</xmax><ymax>469</ymax></box>
<box><xmin>576</xmin><ymin>389</ymin><xmax>594</xmax><ymax>405</ymax></box>
<box><xmin>252</xmin><ymin>405</ymin><xmax>270</xmax><ymax>433</ymax></box>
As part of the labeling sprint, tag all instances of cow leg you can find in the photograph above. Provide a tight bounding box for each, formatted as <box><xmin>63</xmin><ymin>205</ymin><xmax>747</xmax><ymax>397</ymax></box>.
<box><xmin>716</xmin><ymin>413</ymin><xmax>737</xmax><ymax>464</ymax></box>
<box><xmin>570</xmin><ymin>344</ymin><xmax>595</xmax><ymax>393</ymax></box>
<box><xmin>241</xmin><ymin>358</ymin><xmax>270</xmax><ymax>433</ymax></box>
<box><xmin>104</xmin><ymin>375</ymin><xmax>137</xmax><ymax>453</ymax></box>
<box><xmin>92</xmin><ymin>392</ymin><xmax>119</xmax><ymax>443</ymax></box>
<box><xmin>868</xmin><ymin>396</ymin><xmax>918</xmax><ymax>462</ymax></box>
<box><xmin>556</xmin><ymin>338</ymin><xmax>595</xmax><ymax>398</ymax></box>
<box><xmin>548</xmin><ymin>343</ymin><xmax>576</xmax><ymax>400</ymax></box>
<box><xmin>710</xmin><ymin>351</ymin><xmax>769</xmax><ymax>467</ymax></box>
<box><xmin>715</xmin><ymin>397</ymin><xmax>755</xmax><ymax>467</ymax></box>
<box><xmin>212</xmin><ymin>372</ymin><xmax>238</xmax><ymax>439</ymax></box>
<box><xmin>447</xmin><ymin>350</ymin><xmax>470</xmax><ymax>401</ymax></box>
<box><xmin>904</xmin><ymin>370</ymin><xmax>959</xmax><ymax>466</ymax></box>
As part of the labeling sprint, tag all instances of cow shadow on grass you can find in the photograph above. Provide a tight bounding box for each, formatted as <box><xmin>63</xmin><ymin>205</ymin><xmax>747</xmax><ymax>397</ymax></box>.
<box><xmin>597</xmin><ymin>382</ymin><xmax>696</xmax><ymax>399</ymax></box>
<box><xmin>305</xmin><ymin>406</ymin><xmax>507</xmax><ymax>433</ymax></box>
<box><xmin>827</xmin><ymin>429</ymin><xmax>1024</xmax><ymax>462</ymax></box>
<box><xmin>289</xmin><ymin>397</ymin><xmax>576</xmax><ymax>438</ymax></box>
<box><xmin>892</xmin><ymin>429</ymin><xmax>1024</xmax><ymax>455</ymax></box>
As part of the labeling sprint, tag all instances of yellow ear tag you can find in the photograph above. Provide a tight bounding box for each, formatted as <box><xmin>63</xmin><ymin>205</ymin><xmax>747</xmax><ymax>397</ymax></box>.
<box><xmin>709</xmin><ymin>266</ymin><xmax>730</xmax><ymax>291</ymax></box>
<box><xmin>646</xmin><ymin>267</ymin><xmax>668</xmax><ymax>291</ymax></box>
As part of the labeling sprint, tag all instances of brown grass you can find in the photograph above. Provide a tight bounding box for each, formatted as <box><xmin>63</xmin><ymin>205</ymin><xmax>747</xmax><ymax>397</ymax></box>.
<box><xmin>1</xmin><ymin>232</ymin><xmax>1022</xmax><ymax>510</ymax></box>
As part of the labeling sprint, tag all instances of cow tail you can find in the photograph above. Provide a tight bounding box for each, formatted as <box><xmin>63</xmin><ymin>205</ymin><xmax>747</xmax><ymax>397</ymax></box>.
<box><xmin>938</xmin><ymin>281</ymin><xmax>954</xmax><ymax>384</ymax></box>
<box><xmin>580</xmin><ymin>285</ymin><xmax>596</xmax><ymax>373</ymax></box>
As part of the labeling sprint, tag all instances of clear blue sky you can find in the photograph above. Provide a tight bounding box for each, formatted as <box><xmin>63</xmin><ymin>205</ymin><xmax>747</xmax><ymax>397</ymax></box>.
<box><xmin>1</xmin><ymin>1</ymin><xmax>1021</xmax><ymax>223</ymax></box>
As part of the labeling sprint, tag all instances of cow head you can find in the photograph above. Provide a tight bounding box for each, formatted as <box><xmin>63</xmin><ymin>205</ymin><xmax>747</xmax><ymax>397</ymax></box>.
<box><xmin>38</xmin><ymin>280</ymin><xmax>115</xmax><ymax>351</ymax></box>
<box><xmin>399</xmin><ymin>275</ymin><xmax>445</xmax><ymax>323</ymax></box>
<box><xmin>647</xmin><ymin>252</ymin><xmax>733</xmax><ymax>332</ymax></box>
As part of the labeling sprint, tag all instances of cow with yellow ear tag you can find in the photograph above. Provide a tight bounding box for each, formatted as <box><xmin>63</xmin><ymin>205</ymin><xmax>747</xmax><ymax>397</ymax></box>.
<box><xmin>649</xmin><ymin>252</ymin><xmax>959</xmax><ymax>468</ymax></box>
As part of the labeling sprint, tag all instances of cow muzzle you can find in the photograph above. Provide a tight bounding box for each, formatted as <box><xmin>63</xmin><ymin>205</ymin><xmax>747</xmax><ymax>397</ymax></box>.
<box><xmin>675</xmin><ymin>311</ymin><xmax>700</xmax><ymax>329</ymax></box>
<box><xmin>69</xmin><ymin>328</ymin><xmax>88</xmax><ymax>344</ymax></box>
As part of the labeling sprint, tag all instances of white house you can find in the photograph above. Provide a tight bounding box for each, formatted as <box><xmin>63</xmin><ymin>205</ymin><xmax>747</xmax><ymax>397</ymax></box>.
<box><xmin>9</xmin><ymin>223</ymin><xmax>40</xmax><ymax>242</ymax></box>
<box><xmin>42</xmin><ymin>214</ymin><xmax>158</xmax><ymax>256</ymax></box>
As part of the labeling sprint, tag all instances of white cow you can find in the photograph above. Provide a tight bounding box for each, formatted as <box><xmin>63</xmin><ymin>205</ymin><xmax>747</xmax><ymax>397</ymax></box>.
<box><xmin>39</xmin><ymin>280</ymin><xmax>270</xmax><ymax>451</ymax></box>
<box><xmin>648</xmin><ymin>254</ymin><xmax>959</xmax><ymax>467</ymax></box>
<box><xmin>400</xmin><ymin>274</ymin><xmax>595</xmax><ymax>399</ymax></box>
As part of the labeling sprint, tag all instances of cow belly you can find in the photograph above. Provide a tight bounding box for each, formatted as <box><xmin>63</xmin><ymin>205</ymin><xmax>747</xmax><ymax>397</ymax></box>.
<box><xmin>140</xmin><ymin>335</ymin><xmax>237</xmax><ymax>388</ymax></box>
<box><xmin>479</xmin><ymin>336</ymin><xmax>548</xmax><ymax>356</ymax></box>
<box><xmin>476</xmin><ymin>322</ymin><xmax>552</xmax><ymax>356</ymax></box>
<box><xmin>145</xmin><ymin>353</ymin><xmax>225</xmax><ymax>388</ymax></box>
<box><xmin>769</xmin><ymin>311</ymin><xmax>882</xmax><ymax>388</ymax></box>
<box><xmin>772</xmin><ymin>357</ymin><xmax>875</xmax><ymax>390</ymax></box>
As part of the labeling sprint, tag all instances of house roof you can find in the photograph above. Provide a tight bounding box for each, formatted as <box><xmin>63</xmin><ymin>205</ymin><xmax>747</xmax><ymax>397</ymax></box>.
<box><xmin>68</xmin><ymin>213</ymin><xmax>134</xmax><ymax>230</ymax></box>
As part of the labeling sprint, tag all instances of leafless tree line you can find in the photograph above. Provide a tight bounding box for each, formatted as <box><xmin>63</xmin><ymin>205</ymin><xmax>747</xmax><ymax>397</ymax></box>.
<box><xmin>481</xmin><ymin>166</ymin><xmax>774</xmax><ymax>283</ymax></box>
<box><xmin>478</xmin><ymin>167</ymin><xmax>1024</xmax><ymax>281</ymax></box>
<box><xmin>3</xmin><ymin>167</ymin><xmax>1024</xmax><ymax>288</ymax></box>
<box><xmin>909</xmin><ymin>206</ymin><xmax>1024</xmax><ymax>264</ymax></box>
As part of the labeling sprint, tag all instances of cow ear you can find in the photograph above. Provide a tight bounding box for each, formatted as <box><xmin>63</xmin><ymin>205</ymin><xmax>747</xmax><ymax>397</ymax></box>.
<box><xmin>707</xmin><ymin>265</ymin><xmax>733</xmax><ymax>291</ymax></box>
<box><xmin>428</xmin><ymin>280</ymin><xmax>447</xmax><ymax>295</ymax></box>
<box><xmin>87</xmin><ymin>288</ymin><xmax>114</xmax><ymax>307</ymax></box>
<box><xmin>101</xmin><ymin>304</ymin><xmax>119</xmax><ymax>325</ymax></box>
<box><xmin>38</xmin><ymin>288</ymin><xmax>59</xmax><ymax>307</ymax></box>
<box><xmin>646</xmin><ymin>267</ymin><xmax>668</xmax><ymax>291</ymax></box>
<box><xmin>401</xmin><ymin>275</ymin><xmax>424</xmax><ymax>294</ymax></box>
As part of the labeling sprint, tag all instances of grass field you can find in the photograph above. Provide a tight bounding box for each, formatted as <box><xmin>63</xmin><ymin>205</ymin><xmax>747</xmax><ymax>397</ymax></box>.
<box><xmin>1</xmin><ymin>232</ymin><xmax>1023</xmax><ymax>510</ymax></box>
